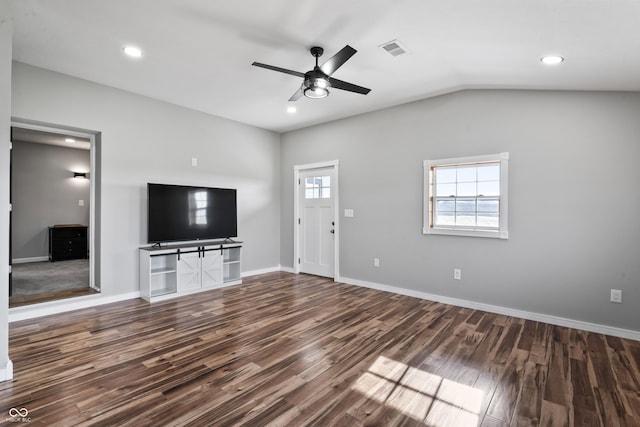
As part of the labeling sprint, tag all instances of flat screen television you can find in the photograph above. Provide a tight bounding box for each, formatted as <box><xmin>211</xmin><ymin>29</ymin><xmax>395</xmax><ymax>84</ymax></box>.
<box><xmin>147</xmin><ymin>183</ymin><xmax>237</xmax><ymax>244</ymax></box>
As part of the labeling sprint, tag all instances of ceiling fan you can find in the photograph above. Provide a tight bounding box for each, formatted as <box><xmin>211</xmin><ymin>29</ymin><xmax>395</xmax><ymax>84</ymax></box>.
<box><xmin>252</xmin><ymin>45</ymin><xmax>371</xmax><ymax>101</ymax></box>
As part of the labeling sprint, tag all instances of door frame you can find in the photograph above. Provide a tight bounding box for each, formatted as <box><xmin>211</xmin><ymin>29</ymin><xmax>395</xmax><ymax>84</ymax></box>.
<box><xmin>293</xmin><ymin>160</ymin><xmax>339</xmax><ymax>279</ymax></box>
<box><xmin>10</xmin><ymin>118</ymin><xmax>100</xmax><ymax>292</ymax></box>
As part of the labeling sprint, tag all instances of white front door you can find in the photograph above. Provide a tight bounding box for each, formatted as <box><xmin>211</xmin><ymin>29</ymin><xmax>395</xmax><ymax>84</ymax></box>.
<box><xmin>298</xmin><ymin>168</ymin><xmax>335</xmax><ymax>277</ymax></box>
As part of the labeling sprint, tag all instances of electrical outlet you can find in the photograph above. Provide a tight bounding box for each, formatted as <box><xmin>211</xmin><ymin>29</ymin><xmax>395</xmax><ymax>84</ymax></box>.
<box><xmin>373</xmin><ymin>258</ymin><xmax>380</xmax><ymax>267</ymax></box>
<box><xmin>191</xmin><ymin>157</ymin><xmax>198</xmax><ymax>167</ymax></box>
<box><xmin>610</xmin><ymin>289</ymin><xmax>622</xmax><ymax>304</ymax></box>
<box><xmin>454</xmin><ymin>268</ymin><xmax>462</xmax><ymax>280</ymax></box>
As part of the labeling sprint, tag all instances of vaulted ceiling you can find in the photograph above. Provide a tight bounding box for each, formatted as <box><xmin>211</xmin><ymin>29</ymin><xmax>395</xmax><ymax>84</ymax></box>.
<box><xmin>10</xmin><ymin>0</ymin><xmax>640</xmax><ymax>133</ymax></box>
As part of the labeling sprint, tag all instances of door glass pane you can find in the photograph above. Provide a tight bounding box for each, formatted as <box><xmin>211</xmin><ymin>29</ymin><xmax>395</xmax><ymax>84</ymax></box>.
<box><xmin>305</xmin><ymin>175</ymin><xmax>331</xmax><ymax>199</ymax></box>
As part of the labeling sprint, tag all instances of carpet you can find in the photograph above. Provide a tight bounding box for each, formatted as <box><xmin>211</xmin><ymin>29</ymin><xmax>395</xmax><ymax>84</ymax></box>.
<box><xmin>11</xmin><ymin>259</ymin><xmax>90</xmax><ymax>296</ymax></box>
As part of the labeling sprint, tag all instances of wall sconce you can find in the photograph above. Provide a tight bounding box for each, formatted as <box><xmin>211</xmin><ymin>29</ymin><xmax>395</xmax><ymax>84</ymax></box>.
<box><xmin>73</xmin><ymin>172</ymin><xmax>88</xmax><ymax>179</ymax></box>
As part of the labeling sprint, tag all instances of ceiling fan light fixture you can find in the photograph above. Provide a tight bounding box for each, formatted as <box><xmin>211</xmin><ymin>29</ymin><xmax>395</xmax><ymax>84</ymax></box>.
<box><xmin>314</xmin><ymin>78</ymin><xmax>329</xmax><ymax>89</ymax></box>
<box><xmin>304</xmin><ymin>86</ymin><xmax>329</xmax><ymax>99</ymax></box>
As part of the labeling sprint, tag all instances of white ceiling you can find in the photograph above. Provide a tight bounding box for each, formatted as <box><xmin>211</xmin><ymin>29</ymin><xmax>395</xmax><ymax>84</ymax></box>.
<box><xmin>10</xmin><ymin>0</ymin><xmax>640</xmax><ymax>133</ymax></box>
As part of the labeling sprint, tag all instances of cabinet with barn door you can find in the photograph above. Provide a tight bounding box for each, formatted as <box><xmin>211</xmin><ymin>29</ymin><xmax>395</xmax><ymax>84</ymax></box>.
<box><xmin>139</xmin><ymin>241</ymin><xmax>242</xmax><ymax>302</ymax></box>
<box><xmin>176</xmin><ymin>245</ymin><xmax>223</xmax><ymax>292</ymax></box>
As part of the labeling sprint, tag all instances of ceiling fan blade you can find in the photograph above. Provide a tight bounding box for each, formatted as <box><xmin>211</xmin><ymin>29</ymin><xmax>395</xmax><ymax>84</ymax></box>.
<box><xmin>251</xmin><ymin>62</ymin><xmax>305</xmax><ymax>78</ymax></box>
<box><xmin>320</xmin><ymin>45</ymin><xmax>357</xmax><ymax>76</ymax></box>
<box><xmin>329</xmin><ymin>77</ymin><xmax>371</xmax><ymax>95</ymax></box>
<box><xmin>289</xmin><ymin>87</ymin><xmax>304</xmax><ymax>101</ymax></box>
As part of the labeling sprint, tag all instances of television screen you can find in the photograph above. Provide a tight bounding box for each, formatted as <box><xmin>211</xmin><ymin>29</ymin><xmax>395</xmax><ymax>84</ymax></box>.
<box><xmin>147</xmin><ymin>183</ymin><xmax>237</xmax><ymax>243</ymax></box>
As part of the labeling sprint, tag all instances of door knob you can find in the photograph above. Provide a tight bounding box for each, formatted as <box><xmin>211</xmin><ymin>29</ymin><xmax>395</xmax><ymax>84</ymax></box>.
<box><xmin>330</xmin><ymin>229</ymin><xmax>335</xmax><ymax>234</ymax></box>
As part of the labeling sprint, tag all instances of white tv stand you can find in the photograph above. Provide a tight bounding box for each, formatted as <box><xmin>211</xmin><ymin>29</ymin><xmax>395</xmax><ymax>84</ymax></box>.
<box><xmin>139</xmin><ymin>240</ymin><xmax>242</xmax><ymax>302</ymax></box>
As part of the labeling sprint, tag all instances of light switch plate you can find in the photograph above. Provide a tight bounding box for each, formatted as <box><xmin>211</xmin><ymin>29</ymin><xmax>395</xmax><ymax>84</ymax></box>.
<box><xmin>344</xmin><ymin>209</ymin><xmax>354</xmax><ymax>217</ymax></box>
<box><xmin>610</xmin><ymin>289</ymin><xmax>622</xmax><ymax>303</ymax></box>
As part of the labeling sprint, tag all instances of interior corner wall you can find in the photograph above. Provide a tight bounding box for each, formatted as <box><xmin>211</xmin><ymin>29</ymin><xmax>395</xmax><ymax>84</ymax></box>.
<box><xmin>0</xmin><ymin>3</ymin><xmax>13</xmax><ymax>379</ymax></box>
<box><xmin>11</xmin><ymin>141</ymin><xmax>90</xmax><ymax>260</ymax></box>
<box><xmin>11</xmin><ymin>62</ymin><xmax>282</xmax><ymax>298</ymax></box>
<box><xmin>280</xmin><ymin>89</ymin><xmax>640</xmax><ymax>333</ymax></box>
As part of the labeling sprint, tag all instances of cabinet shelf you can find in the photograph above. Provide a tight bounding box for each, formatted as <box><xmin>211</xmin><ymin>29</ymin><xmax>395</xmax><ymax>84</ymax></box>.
<box><xmin>150</xmin><ymin>267</ymin><xmax>177</xmax><ymax>275</ymax></box>
<box><xmin>151</xmin><ymin>286</ymin><xmax>176</xmax><ymax>297</ymax></box>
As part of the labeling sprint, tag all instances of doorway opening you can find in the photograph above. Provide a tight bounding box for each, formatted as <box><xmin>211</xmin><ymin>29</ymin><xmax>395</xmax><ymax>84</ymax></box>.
<box><xmin>294</xmin><ymin>160</ymin><xmax>339</xmax><ymax>279</ymax></box>
<box><xmin>9</xmin><ymin>120</ymin><xmax>100</xmax><ymax>307</ymax></box>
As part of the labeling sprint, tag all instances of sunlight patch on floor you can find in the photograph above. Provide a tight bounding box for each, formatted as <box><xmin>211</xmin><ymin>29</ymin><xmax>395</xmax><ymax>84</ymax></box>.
<box><xmin>352</xmin><ymin>355</ymin><xmax>483</xmax><ymax>425</ymax></box>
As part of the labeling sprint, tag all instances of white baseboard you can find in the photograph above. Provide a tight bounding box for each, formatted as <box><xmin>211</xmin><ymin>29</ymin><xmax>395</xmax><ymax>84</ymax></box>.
<box><xmin>242</xmin><ymin>266</ymin><xmax>282</xmax><ymax>277</ymax></box>
<box><xmin>0</xmin><ymin>359</ymin><xmax>13</xmax><ymax>382</ymax></box>
<box><xmin>12</xmin><ymin>256</ymin><xmax>48</xmax><ymax>264</ymax></box>
<box><xmin>337</xmin><ymin>275</ymin><xmax>640</xmax><ymax>342</ymax></box>
<box><xmin>279</xmin><ymin>266</ymin><xmax>295</xmax><ymax>273</ymax></box>
<box><xmin>9</xmin><ymin>292</ymin><xmax>141</xmax><ymax>323</ymax></box>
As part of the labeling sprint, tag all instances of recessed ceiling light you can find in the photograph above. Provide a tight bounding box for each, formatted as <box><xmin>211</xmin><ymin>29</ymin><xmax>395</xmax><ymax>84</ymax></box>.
<box><xmin>287</xmin><ymin>106</ymin><xmax>297</xmax><ymax>114</ymax></box>
<box><xmin>541</xmin><ymin>55</ymin><xmax>564</xmax><ymax>65</ymax></box>
<box><xmin>65</xmin><ymin>138</ymin><xmax>76</xmax><ymax>143</ymax></box>
<box><xmin>123</xmin><ymin>46</ymin><xmax>143</xmax><ymax>58</ymax></box>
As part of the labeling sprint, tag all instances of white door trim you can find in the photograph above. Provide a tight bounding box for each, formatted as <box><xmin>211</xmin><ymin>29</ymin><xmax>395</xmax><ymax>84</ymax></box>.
<box><xmin>293</xmin><ymin>160</ymin><xmax>339</xmax><ymax>279</ymax></box>
<box><xmin>10</xmin><ymin>118</ymin><xmax>99</xmax><ymax>292</ymax></box>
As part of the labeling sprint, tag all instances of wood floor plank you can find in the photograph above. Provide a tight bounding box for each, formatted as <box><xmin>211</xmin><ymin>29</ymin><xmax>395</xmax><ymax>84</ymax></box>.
<box><xmin>2</xmin><ymin>271</ymin><xmax>639</xmax><ymax>426</ymax></box>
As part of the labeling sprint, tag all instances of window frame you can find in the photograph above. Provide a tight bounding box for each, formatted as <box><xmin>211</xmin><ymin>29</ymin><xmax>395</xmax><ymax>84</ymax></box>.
<box><xmin>423</xmin><ymin>152</ymin><xmax>509</xmax><ymax>239</ymax></box>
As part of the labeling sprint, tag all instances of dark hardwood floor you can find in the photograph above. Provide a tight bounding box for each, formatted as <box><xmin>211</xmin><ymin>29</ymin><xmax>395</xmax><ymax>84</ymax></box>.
<box><xmin>1</xmin><ymin>272</ymin><xmax>639</xmax><ymax>426</ymax></box>
<box><xmin>9</xmin><ymin>287</ymin><xmax>98</xmax><ymax>308</ymax></box>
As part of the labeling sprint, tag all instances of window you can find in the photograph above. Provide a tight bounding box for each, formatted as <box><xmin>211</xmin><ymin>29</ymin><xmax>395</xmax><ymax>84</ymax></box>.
<box><xmin>305</xmin><ymin>175</ymin><xmax>331</xmax><ymax>199</ymax></box>
<box><xmin>424</xmin><ymin>153</ymin><xmax>509</xmax><ymax>239</ymax></box>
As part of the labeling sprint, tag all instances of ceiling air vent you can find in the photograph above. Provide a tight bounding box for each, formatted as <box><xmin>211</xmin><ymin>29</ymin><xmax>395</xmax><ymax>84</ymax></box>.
<box><xmin>379</xmin><ymin>39</ymin><xmax>409</xmax><ymax>57</ymax></box>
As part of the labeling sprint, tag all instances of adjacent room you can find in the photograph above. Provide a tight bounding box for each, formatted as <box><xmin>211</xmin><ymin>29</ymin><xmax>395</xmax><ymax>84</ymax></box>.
<box><xmin>0</xmin><ymin>1</ymin><xmax>639</xmax><ymax>426</ymax></box>
<box><xmin>9</xmin><ymin>127</ymin><xmax>97</xmax><ymax>307</ymax></box>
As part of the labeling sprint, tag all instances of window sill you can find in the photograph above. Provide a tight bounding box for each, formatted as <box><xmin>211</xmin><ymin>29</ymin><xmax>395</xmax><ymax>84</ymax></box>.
<box><xmin>423</xmin><ymin>227</ymin><xmax>508</xmax><ymax>239</ymax></box>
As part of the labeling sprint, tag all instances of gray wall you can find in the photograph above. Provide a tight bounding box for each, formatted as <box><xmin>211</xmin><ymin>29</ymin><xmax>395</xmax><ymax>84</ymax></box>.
<box><xmin>12</xmin><ymin>62</ymin><xmax>281</xmax><ymax>297</ymax></box>
<box><xmin>1</xmin><ymin>2</ymin><xmax>13</xmax><ymax>378</ymax></box>
<box><xmin>11</xmin><ymin>141</ymin><xmax>90</xmax><ymax>260</ymax></box>
<box><xmin>281</xmin><ymin>90</ymin><xmax>640</xmax><ymax>333</ymax></box>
